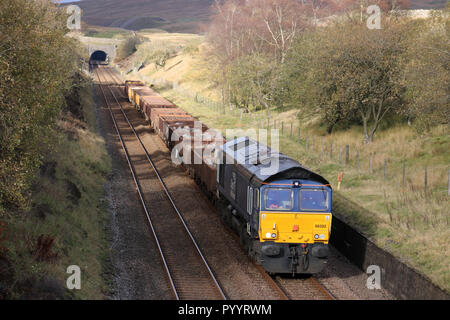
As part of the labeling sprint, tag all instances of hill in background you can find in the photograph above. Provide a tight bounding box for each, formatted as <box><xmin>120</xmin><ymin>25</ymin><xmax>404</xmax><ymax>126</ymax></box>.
<box><xmin>76</xmin><ymin>0</ymin><xmax>214</xmax><ymax>33</ymax></box>
<box><xmin>75</xmin><ymin>0</ymin><xmax>448</xmax><ymax>33</ymax></box>
<box><xmin>409</xmin><ymin>0</ymin><xmax>448</xmax><ymax>9</ymax></box>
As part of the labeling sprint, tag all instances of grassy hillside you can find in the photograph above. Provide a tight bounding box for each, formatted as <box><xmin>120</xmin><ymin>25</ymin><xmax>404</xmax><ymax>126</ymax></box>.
<box><xmin>76</xmin><ymin>0</ymin><xmax>214</xmax><ymax>33</ymax></box>
<box><xmin>72</xmin><ymin>0</ymin><xmax>447</xmax><ymax>33</ymax></box>
<box><xmin>113</xmin><ymin>29</ymin><xmax>449</xmax><ymax>292</ymax></box>
<box><xmin>409</xmin><ymin>0</ymin><xmax>448</xmax><ymax>9</ymax></box>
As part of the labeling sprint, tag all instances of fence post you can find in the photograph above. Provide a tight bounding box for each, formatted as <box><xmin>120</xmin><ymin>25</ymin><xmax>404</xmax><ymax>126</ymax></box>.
<box><xmin>447</xmin><ymin>169</ymin><xmax>450</xmax><ymax>196</ymax></box>
<box><xmin>298</xmin><ymin>127</ymin><xmax>301</xmax><ymax>141</ymax></box>
<box><xmin>384</xmin><ymin>159</ymin><xmax>387</xmax><ymax>181</ymax></box>
<box><xmin>281</xmin><ymin>122</ymin><xmax>284</xmax><ymax>135</ymax></box>
<box><xmin>330</xmin><ymin>142</ymin><xmax>333</xmax><ymax>160</ymax></box>
<box><xmin>290</xmin><ymin>123</ymin><xmax>293</xmax><ymax>137</ymax></box>
<box><xmin>321</xmin><ymin>138</ymin><xmax>324</xmax><ymax>157</ymax></box>
<box><xmin>356</xmin><ymin>150</ymin><xmax>360</xmax><ymax>171</ymax></box>
<box><xmin>402</xmin><ymin>162</ymin><xmax>406</xmax><ymax>188</ymax></box>
<box><xmin>424</xmin><ymin>166</ymin><xmax>428</xmax><ymax>195</ymax></box>
<box><xmin>339</xmin><ymin>147</ymin><xmax>343</xmax><ymax>165</ymax></box>
<box><xmin>345</xmin><ymin>145</ymin><xmax>349</xmax><ymax>165</ymax></box>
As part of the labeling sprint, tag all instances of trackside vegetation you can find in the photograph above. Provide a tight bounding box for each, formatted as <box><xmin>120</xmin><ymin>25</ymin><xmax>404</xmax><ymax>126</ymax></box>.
<box><xmin>0</xmin><ymin>0</ymin><xmax>112</xmax><ymax>299</ymax></box>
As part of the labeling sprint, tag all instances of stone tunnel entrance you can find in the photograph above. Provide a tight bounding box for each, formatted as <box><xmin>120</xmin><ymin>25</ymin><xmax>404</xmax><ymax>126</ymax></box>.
<box><xmin>90</xmin><ymin>50</ymin><xmax>108</xmax><ymax>64</ymax></box>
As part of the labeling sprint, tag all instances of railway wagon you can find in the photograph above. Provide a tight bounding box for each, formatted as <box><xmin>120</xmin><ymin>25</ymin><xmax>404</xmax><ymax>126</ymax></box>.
<box><xmin>163</xmin><ymin>120</ymin><xmax>209</xmax><ymax>150</ymax></box>
<box><xmin>132</xmin><ymin>87</ymin><xmax>157</xmax><ymax>111</ymax></box>
<box><xmin>125</xmin><ymin>80</ymin><xmax>145</xmax><ymax>102</ymax></box>
<box><xmin>157</xmin><ymin>114</ymin><xmax>195</xmax><ymax>140</ymax></box>
<box><xmin>216</xmin><ymin>137</ymin><xmax>332</xmax><ymax>274</ymax></box>
<box><xmin>173</xmin><ymin>127</ymin><xmax>215</xmax><ymax>182</ymax></box>
<box><xmin>150</xmin><ymin>108</ymin><xmax>188</xmax><ymax>132</ymax></box>
<box><xmin>141</xmin><ymin>96</ymin><xmax>177</xmax><ymax>122</ymax></box>
<box><xmin>191</xmin><ymin>133</ymin><xmax>226</xmax><ymax>200</ymax></box>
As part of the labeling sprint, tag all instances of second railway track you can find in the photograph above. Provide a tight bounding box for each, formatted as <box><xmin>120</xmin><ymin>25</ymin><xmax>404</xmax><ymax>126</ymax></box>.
<box><xmin>94</xmin><ymin>64</ymin><xmax>226</xmax><ymax>300</ymax></box>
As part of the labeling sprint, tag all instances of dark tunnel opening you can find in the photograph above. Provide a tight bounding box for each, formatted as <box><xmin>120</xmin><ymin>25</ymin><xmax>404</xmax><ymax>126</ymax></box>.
<box><xmin>90</xmin><ymin>50</ymin><xmax>108</xmax><ymax>63</ymax></box>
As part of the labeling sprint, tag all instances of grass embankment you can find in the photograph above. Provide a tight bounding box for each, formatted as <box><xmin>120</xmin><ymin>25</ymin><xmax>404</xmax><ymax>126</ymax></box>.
<box><xmin>1</xmin><ymin>81</ymin><xmax>112</xmax><ymax>299</ymax></box>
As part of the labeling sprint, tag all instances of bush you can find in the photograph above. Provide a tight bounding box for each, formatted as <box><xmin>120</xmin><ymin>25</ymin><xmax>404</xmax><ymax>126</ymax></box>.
<box><xmin>116</xmin><ymin>35</ymin><xmax>141</xmax><ymax>61</ymax></box>
<box><xmin>0</xmin><ymin>0</ymin><xmax>81</xmax><ymax>214</ymax></box>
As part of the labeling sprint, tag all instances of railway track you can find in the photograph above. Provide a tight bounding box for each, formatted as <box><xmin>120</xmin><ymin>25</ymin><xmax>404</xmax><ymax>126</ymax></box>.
<box><xmin>94</xmin><ymin>64</ymin><xmax>226</xmax><ymax>300</ymax></box>
<box><xmin>95</xmin><ymin>63</ymin><xmax>337</xmax><ymax>301</ymax></box>
<box><xmin>273</xmin><ymin>276</ymin><xmax>335</xmax><ymax>300</ymax></box>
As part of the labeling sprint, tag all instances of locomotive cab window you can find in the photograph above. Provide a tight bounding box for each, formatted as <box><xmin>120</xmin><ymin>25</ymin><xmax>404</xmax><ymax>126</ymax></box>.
<box><xmin>263</xmin><ymin>188</ymin><xmax>293</xmax><ymax>211</ymax></box>
<box><xmin>254</xmin><ymin>188</ymin><xmax>260</xmax><ymax>210</ymax></box>
<box><xmin>247</xmin><ymin>186</ymin><xmax>253</xmax><ymax>214</ymax></box>
<box><xmin>299</xmin><ymin>188</ymin><xmax>329</xmax><ymax>211</ymax></box>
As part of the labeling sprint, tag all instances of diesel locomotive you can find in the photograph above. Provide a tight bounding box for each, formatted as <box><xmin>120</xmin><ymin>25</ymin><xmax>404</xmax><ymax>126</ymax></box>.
<box><xmin>216</xmin><ymin>137</ymin><xmax>332</xmax><ymax>275</ymax></box>
<box><xmin>125</xmin><ymin>80</ymin><xmax>332</xmax><ymax>275</ymax></box>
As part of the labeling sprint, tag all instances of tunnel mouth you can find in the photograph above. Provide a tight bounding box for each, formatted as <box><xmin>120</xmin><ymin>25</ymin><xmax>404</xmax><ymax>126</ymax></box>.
<box><xmin>90</xmin><ymin>50</ymin><xmax>108</xmax><ymax>63</ymax></box>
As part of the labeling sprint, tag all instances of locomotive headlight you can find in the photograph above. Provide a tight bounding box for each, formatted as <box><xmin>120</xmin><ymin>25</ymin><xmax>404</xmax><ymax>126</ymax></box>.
<box><xmin>265</xmin><ymin>233</ymin><xmax>272</xmax><ymax>239</ymax></box>
<box><xmin>271</xmin><ymin>233</ymin><xmax>277</xmax><ymax>238</ymax></box>
<box><xmin>320</xmin><ymin>234</ymin><xmax>325</xmax><ymax>239</ymax></box>
<box><xmin>314</xmin><ymin>234</ymin><xmax>319</xmax><ymax>239</ymax></box>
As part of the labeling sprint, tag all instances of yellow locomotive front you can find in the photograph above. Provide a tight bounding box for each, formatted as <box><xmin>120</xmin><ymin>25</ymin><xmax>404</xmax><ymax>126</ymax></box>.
<box><xmin>216</xmin><ymin>137</ymin><xmax>332</xmax><ymax>275</ymax></box>
<box><xmin>257</xmin><ymin>180</ymin><xmax>332</xmax><ymax>274</ymax></box>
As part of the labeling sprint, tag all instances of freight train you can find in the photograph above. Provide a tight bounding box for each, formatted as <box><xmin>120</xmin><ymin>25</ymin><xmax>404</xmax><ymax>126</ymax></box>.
<box><xmin>125</xmin><ymin>80</ymin><xmax>332</xmax><ymax>275</ymax></box>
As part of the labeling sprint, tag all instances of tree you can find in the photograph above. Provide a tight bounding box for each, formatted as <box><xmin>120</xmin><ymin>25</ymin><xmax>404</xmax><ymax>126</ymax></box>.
<box><xmin>226</xmin><ymin>54</ymin><xmax>279</xmax><ymax>118</ymax></box>
<box><xmin>298</xmin><ymin>19</ymin><xmax>408</xmax><ymax>142</ymax></box>
<box><xmin>116</xmin><ymin>35</ymin><xmax>141</xmax><ymax>61</ymax></box>
<box><xmin>252</xmin><ymin>0</ymin><xmax>311</xmax><ymax>63</ymax></box>
<box><xmin>402</xmin><ymin>9</ymin><xmax>449</xmax><ymax>131</ymax></box>
<box><xmin>207</xmin><ymin>0</ymin><xmax>315</xmax><ymax>110</ymax></box>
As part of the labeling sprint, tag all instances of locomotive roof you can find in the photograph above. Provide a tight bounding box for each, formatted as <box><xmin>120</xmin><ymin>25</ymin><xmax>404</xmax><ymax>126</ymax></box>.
<box><xmin>222</xmin><ymin>137</ymin><xmax>329</xmax><ymax>185</ymax></box>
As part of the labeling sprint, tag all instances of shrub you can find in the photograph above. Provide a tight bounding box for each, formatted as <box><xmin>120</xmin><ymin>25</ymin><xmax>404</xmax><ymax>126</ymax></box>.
<box><xmin>116</xmin><ymin>35</ymin><xmax>141</xmax><ymax>61</ymax></box>
<box><xmin>0</xmin><ymin>0</ymin><xmax>81</xmax><ymax>214</ymax></box>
